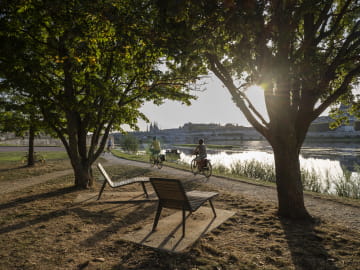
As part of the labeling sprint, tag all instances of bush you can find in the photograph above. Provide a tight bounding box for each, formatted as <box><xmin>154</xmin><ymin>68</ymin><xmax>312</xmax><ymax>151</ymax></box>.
<box><xmin>120</xmin><ymin>135</ymin><xmax>139</xmax><ymax>153</ymax></box>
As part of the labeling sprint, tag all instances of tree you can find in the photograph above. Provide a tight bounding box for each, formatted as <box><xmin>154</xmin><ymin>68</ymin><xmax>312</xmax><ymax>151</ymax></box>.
<box><xmin>0</xmin><ymin>0</ymin><xmax>197</xmax><ymax>188</ymax></box>
<box><xmin>157</xmin><ymin>0</ymin><xmax>360</xmax><ymax>219</ymax></box>
<box><xmin>120</xmin><ymin>134</ymin><xmax>139</xmax><ymax>153</ymax></box>
<box><xmin>0</xmin><ymin>90</ymin><xmax>48</xmax><ymax>166</ymax></box>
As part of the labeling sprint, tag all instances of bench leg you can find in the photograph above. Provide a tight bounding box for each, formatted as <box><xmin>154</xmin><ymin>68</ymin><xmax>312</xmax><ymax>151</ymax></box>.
<box><xmin>182</xmin><ymin>208</ymin><xmax>186</xmax><ymax>238</ymax></box>
<box><xmin>97</xmin><ymin>181</ymin><xmax>107</xmax><ymax>200</ymax></box>
<box><xmin>152</xmin><ymin>203</ymin><xmax>163</xmax><ymax>231</ymax></box>
<box><xmin>209</xmin><ymin>199</ymin><xmax>217</xmax><ymax>217</ymax></box>
<box><xmin>140</xmin><ymin>182</ymin><xmax>149</xmax><ymax>198</ymax></box>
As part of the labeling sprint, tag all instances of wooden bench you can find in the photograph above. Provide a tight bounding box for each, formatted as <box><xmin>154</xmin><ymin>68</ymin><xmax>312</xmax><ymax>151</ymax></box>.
<box><xmin>97</xmin><ymin>163</ymin><xmax>149</xmax><ymax>200</ymax></box>
<box><xmin>150</xmin><ymin>177</ymin><xmax>218</xmax><ymax>237</ymax></box>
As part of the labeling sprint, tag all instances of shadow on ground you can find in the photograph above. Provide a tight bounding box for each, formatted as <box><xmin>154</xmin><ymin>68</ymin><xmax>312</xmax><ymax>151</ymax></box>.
<box><xmin>280</xmin><ymin>217</ymin><xmax>338</xmax><ymax>270</ymax></box>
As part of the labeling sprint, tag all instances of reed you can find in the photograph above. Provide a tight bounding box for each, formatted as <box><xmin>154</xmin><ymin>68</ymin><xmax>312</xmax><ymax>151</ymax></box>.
<box><xmin>228</xmin><ymin>159</ymin><xmax>276</xmax><ymax>182</ymax></box>
<box><xmin>335</xmin><ymin>165</ymin><xmax>360</xmax><ymax>199</ymax></box>
<box><xmin>217</xmin><ymin>159</ymin><xmax>360</xmax><ymax>198</ymax></box>
<box><xmin>301</xmin><ymin>168</ymin><xmax>322</xmax><ymax>193</ymax></box>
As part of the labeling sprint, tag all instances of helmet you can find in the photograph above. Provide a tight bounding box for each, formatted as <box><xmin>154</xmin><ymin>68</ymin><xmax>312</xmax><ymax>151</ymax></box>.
<box><xmin>199</xmin><ymin>139</ymin><xmax>204</xmax><ymax>144</ymax></box>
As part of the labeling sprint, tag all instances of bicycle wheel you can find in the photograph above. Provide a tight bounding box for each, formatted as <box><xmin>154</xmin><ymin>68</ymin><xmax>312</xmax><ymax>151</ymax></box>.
<box><xmin>149</xmin><ymin>156</ymin><xmax>155</xmax><ymax>167</ymax></box>
<box><xmin>203</xmin><ymin>161</ymin><xmax>212</xmax><ymax>178</ymax></box>
<box><xmin>157</xmin><ymin>160</ymin><xmax>163</xmax><ymax>169</ymax></box>
<box><xmin>190</xmin><ymin>159</ymin><xmax>197</xmax><ymax>174</ymax></box>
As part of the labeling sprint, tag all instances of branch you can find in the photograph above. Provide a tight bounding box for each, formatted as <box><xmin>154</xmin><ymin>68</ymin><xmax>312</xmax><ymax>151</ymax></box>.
<box><xmin>206</xmin><ymin>53</ymin><xmax>269</xmax><ymax>137</ymax></box>
<box><xmin>315</xmin><ymin>0</ymin><xmax>354</xmax><ymax>43</ymax></box>
<box><xmin>314</xmin><ymin>65</ymin><xmax>360</xmax><ymax>118</ymax></box>
<box><xmin>92</xmin><ymin>118</ymin><xmax>115</xmax><ymax>161</ymax></box>
<box><xmin>317</xmin><ymin>21</ymin><xmax>360</xmax><ymax>93</ymax></box>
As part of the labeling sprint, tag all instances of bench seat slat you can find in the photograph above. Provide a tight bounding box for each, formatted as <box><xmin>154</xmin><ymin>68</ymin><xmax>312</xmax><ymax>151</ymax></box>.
<box><xmin>112</xmin><ymin>177</ymin><xmax>149</xmax><ymax>187</ymax></box>
<box><xmin>97</xmin><ymin>163</ymin><xmax>149</xmax><ymax>200</ymax></box>
<box><xmin>150</xmin><ymin>177</ymin><xmax>218</xmax><ymax>237</ymax></box>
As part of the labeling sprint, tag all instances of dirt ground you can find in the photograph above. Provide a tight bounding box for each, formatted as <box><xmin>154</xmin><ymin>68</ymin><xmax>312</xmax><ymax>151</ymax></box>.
<box><xmin>103</xmin><ymin>154</ymin><xmax>360</xmax><ymax>232</ymax></box>
<box><xmin>0</xmin><ymin>155</ymin><xmax>359</xmax><ymax>269</ymax></box>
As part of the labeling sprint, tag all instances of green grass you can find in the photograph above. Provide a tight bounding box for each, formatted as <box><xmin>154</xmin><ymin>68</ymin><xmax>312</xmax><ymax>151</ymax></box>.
<box><xmin>0</xmin><ymin>151</ymin><xmax>71</xmax><ymax>182</ymax></box>
<box><xmin>111</xmin><ymin>149</ymin><xmax>149</xmax><ymax>162</ymax></box>
<box><xmin>0</xmin><ymin>151</ymin><xmax>68</xmax><ymax>163</ymax></box>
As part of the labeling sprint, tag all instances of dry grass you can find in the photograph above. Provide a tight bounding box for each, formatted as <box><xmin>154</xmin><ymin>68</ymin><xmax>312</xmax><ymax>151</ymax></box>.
<box><xmin>0</xmin><ymin>164</ymin><xmax>359</xmax><ymax>270</ymax></box>
<box><xmin>0</xmin><ymin>159</ymin><xmax>72</xmax><ymax>182</ymax></box>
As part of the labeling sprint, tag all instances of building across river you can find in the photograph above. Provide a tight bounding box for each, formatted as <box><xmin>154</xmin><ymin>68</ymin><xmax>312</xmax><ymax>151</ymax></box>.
<box><xmin>115</xmin><ymin>119</ymin><xmax>360</xmax><ymax>146</ymax></box>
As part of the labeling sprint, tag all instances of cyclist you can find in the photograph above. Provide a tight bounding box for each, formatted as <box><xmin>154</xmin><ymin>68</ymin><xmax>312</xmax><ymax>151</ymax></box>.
<box><xmin>193</xmin><ymin>138</ymin><xmax>207</xmax><ymax>169</ymax></box>
<box><xmin>150</xmin><ymin>136</ymin><xmax>161</xmax><ymax>160</ymax></box>
<box><xmin>107</xmin><ymin>138</ymin><xmax>112</xmax><ymax>152</ymax></box>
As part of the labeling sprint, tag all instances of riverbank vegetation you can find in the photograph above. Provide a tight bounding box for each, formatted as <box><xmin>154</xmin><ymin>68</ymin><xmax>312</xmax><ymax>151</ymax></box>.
<box><xmin>214</xmin><ymin>161</ymin><xmax>360</xmax><ymax>200</ymax></box>
<box><xmin>111</xmin><ymin>149</ymin><xmax>360</xmax><ymax>200</ymax></box>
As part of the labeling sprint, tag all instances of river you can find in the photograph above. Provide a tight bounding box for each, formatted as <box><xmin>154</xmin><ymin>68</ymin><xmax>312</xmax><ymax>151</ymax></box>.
<box><xmin>166</xmin><ymin>141</ymin><xmax>360</xmax><ymax>193</ymax></box>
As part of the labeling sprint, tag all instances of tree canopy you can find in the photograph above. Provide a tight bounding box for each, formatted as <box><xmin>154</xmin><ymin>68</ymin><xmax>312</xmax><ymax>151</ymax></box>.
<box><xmin>156</xmin><ymin>0</ymin><xmax>360</xmax><ymax>218</ymax></box>
<box><xmin>0</xmin><ymin>0</ymin><xmax>198</xmax><ymax>187</ymax></box>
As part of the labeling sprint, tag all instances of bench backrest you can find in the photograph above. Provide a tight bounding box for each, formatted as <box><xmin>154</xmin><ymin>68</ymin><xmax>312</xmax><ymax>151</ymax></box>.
<box><xmin>150</xmin><ymin>178</ymin><xmax>191</xmax><ymax>210</ymax></box>
<box><xmin>97</xmin><ymin>163</ymin><xmax>115</xmax><ymax>188</ymax></box>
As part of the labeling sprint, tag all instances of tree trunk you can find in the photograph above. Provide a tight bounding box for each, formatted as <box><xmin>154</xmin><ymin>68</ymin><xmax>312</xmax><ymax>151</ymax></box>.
<box><xmin>272</xmin><ymin>141</ymin><xmax>311</xmax><ymax>219</ymax></box>
<box><xmin>72</xmin><ymin>160</ymin><xmax>94</xmax><ymax>189</ymax></box>
<box><xmin>27</xmin><ymin>124</ymin><xmax>35</xmax><ymax>166</ymax></box>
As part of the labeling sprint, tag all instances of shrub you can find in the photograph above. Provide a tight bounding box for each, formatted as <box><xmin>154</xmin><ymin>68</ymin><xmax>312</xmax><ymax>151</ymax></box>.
<box><xmin>120</xmin><ymin>135</ymin><xmax>139</xmax><ymax>153</ymax></box>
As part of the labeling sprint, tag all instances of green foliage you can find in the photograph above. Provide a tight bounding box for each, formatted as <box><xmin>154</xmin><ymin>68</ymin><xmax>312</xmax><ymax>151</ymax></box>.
<box><xmin>156</xmin><ymin>0</ymin><xmax>360</xmax><ymax>217</ymax></box>
<box><xmin>120</xmin><ymin>134</ymin><xmax>139</xmax><ymax>153</ymax></box>
<box><xmin>0</xmin><ymin>0</ymin><xmax>199</xmax><ymax>186</ymax></box>
<box><xmin>0</xmin><ymin>151</ymin><xmax>68</xmax><ymax>163</ymax></box>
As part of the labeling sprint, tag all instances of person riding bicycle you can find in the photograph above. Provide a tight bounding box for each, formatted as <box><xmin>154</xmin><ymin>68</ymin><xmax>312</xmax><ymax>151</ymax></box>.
<box><xmin>150</xmin><ymin>136</ymin><xmax>161</xmax><ymax>160</ymax></box>
<box><xmin>107</xmin><ymin>138</ymin><xmax>112</xmax><ymax>152</ymax></box>
<box><xmin>193</xmin><ymin>139</ymin><xmax>207</xmax><ymax>169</ymax></box>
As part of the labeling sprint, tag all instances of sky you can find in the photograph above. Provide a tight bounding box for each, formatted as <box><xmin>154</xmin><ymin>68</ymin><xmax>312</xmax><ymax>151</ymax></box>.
<box><xmin>136</xmin><ymin>75</ymin><xmax>268</xmax><ymax>131</ymax></box>
<box><xmin>134</xmin><ymin>75</ymin><xmax>359</xmax><ymax>132</ymax></box>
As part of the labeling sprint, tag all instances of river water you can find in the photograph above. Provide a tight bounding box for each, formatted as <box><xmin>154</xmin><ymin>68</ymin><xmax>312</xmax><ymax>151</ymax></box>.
<box><xmin>168</xmin><ymin>141</ymin><xmax>360</xmax><ymax>192</ymax></box>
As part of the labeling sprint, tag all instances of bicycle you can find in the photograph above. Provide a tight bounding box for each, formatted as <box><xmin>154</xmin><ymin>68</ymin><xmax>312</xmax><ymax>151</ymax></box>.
<box><xmin>191</xmin><ymin>155</ymin><xmax>212</xmax><ymax>178</ymax></box>
<box><xmin>150</xmin><ymin>154</ymin><xmax>165</xmax><ymax>169</ymax></box>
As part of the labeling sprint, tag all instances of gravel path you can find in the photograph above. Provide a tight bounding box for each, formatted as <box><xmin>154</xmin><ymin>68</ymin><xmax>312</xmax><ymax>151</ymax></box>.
<box><xmin>104</xmin><ymin>154</ymin><xmax>360</xmax><ymax>231</ymax></box>
<box><xmin>2</xmin><ymin>153</ymin><xmax>359</xmax><ymax>231</ymax></box>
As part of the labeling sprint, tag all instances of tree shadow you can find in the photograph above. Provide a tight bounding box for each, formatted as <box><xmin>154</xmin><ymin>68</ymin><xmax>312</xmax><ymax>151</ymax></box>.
<box><xmin>0</xmin><ymin>206</ymin><xmax>69</xmax><ymax>234</ymax></box>
<box><xmin>0</xmin><ymin>165</ymin><xmax>30</xmax><ymax>172</ymax></box>
<box><xmin>280</xmin><ymin>217</ymin><xmax>338</xmax><ymax>270</ymax></box>
<box><xmin>80</xmin><ymin>202</ymin><xmax>157</xmax><ymax>247</ymax></box>
<box><xmin>0</xmin><ymin>186</ymin><xmax>78</xmax><ymax>211</ymax></box>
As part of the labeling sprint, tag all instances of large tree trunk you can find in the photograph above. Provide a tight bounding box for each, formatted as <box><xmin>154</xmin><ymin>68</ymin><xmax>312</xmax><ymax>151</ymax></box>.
<box><xmin>72</xmin><ymin>161</ymin><xmax>93</xmax><ymax>189</ymax></box>
<box><xmin>272</xmin><ymin>140</ymin><xmax>311</xmax><ymax>219</ymax></box>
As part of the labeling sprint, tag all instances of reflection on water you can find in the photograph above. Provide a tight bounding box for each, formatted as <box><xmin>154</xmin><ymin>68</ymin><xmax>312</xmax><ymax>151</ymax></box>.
<box><xmin>176</xmin><ymin>141</ymin><xmax>360</xmax><ymax>193</ymax></box>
